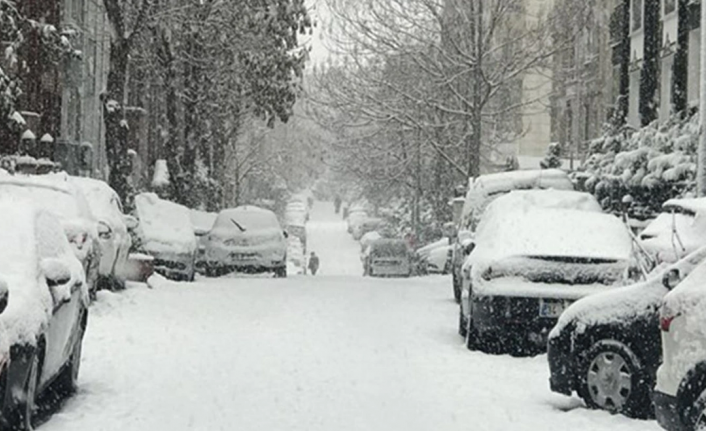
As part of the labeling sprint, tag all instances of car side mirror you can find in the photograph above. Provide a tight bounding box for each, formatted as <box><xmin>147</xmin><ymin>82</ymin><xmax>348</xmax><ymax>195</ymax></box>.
<box><xmin>0</xmin><ymin>277</ymin><xmax>8</xmax><ymax>314</ymax></box>
<box><xmin>463</xmin><ymin>242</ymin><xmax>475</xmax><ymax>256</ymax></box>
<box><xmin>662</xmin><ymin>268</ymin><xmax>681</xmax><ymax>290</ymax></box>
<box><xmin>41</xmin><ymin>258</ymin><xmax>73</xmax><ymax>305</ymax></box>
<box><xmin>124</xmin><ymin>215</ymin><xmax>139</xmax><ymax>230</ymax></box>
<box><xmin>97</xmin><ymin>220</ymin><xmax>113</xmax><ymax>240</ymax></box>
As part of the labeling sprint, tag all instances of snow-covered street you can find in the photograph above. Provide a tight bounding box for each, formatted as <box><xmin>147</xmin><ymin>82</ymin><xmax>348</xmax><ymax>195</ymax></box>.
<box><xmin>39</xmin><ymin>203</ymin><xmax>659</xmax><ymax>431</ymax></box>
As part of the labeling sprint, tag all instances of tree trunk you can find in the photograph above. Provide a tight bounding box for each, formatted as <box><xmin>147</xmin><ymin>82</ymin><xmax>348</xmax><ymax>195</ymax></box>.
<box><xmin>614</xmin><ymin>0</ymin><xmax>631</xmax><ymax>127</ymax></box>
<box><xmin>672</xmin><ymin>0</ymin><xmax>689</xmax><ymax>116</ymax></box>
<box><xmin>104</xmin><ymin>38</ymin><xmax>131</xmax><ymax>205</ymax></box>
<box><xmin>639</xmin><ymin>0</ymin><xmax>660</xmax><ymax>126</ymax></box>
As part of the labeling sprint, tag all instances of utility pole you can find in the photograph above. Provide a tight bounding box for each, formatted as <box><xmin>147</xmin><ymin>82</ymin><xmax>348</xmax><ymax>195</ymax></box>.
<box><xmin>696</xmin><ymin>0</ymin><xmax>706</xmax><ymax>197</ymax></box>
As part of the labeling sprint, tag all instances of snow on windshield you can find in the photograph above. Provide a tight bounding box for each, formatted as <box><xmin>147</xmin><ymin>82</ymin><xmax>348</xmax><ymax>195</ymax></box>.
<box><xmin>135</xmin><ymin>193</ymin><xmax>196</xmax><ymax>253</ymax></box>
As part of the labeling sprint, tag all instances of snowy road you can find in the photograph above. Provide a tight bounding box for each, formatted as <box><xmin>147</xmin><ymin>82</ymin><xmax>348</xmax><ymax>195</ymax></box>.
<box><xmin>40</xmin><ymin>202</ymin><xmax>659</xmax><ymax>431</ymax></box>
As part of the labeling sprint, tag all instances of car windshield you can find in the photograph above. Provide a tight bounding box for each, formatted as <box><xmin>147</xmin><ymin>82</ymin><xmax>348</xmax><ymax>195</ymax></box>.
<box><xmin>214</xmin><ymin>209</ymin><xmax>280</xmax><ymax>233</ymax></box>
<box><xmin>371</xmin><ymin>241</ymin><xmax>408</xmax><ymax>257</ymax></box>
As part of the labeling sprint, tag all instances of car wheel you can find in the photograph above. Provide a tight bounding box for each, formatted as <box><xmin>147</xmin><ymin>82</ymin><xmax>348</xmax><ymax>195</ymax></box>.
<box><xmin>17</xmin><ymin>351</ymin><xmax>40</xmax><ymax>431</ymax></box>
<box><xmin>690</xmin><ymin>389</ymin><xmax>706</xmax><ymax>431</ymax></box>
<box><xmin>452</xmin><ymin>275</ymin><xmax>461</xmax><ymax>304</ymax></box>
<box><xmin>577</xmin><ymin>340</ymin><xmax>650</xmax><ymax>418</ymax></box>
<box><xmin>465</xmin><ymin>317</ymin><xmax>479</xmax><ymax>351</ymax></box>
<box><xmin>458</xmin><ymin>308</ymin><xmax>467</xmax><ymax>338</ymax></box>
<box><xmin>274</xmin><ymin>267</ymin><xmax>287</xmax><ymax>278</ymax></box>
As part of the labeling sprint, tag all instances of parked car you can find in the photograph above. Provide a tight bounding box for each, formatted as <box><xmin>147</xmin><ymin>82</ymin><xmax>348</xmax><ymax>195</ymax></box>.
<box><xmin>347</xmin><ymin>208</ymin><xmax>368</xmax><ymax>235</ymax></box>
<box><xmin>363</xmin><ymin>239</ymin><xmax>413</xmax><ymax>277</ymax></box>
<box><xmin>548</xmin><ymin>247</ymin><xmax>706</xmax><ymax>419</ymax></box>
<box><xmin>190</xmin><ymin>209</ymin><xmax>217</xmax><ymax>274</ymax></box>
<box><xmin>134</xmin><ymin>193</ymin><xmax>197</xmax><ymax>281</ymax></box>
<box><xmin>416</xmin><ymin>238</ymin><xmax>452</xmax><ymax>274</ymax></box>
<box><xmin>0</xmin><ymin>173</ymin><xmax>101</xmax><ymax>295</ymax></box>
<box><xmin>459</xmin><ymin>204</ymin><xmax>635</xmax><ymax>355</ymax></box>
<box><xmin>203</xmin><ymin>206</ymin><xmax>288</xmax><ymax>278</ymax></box>
<box><xmin>352</xmin><ymin>217</ymin><xmax>382</xmax><ymax>241</ymax></box>
<box><xmin>0</xmin><ymin>203</ymin><xmax>89</xmax><ymax>430</ymax></box>
<box><xmin>71</xmin><ymin>177</ymin><xmax>136</xmax><ymax>290</ymax></box>
<box><xmin>450</xmin><ymin>169</ymin><xmax>574</xmax><ymax>303</ymax></box>
<box><xmin>654</xmin><ymin>257</ymin><xmax>706</xmax><ymax>431</ymax></box>
<box><xmin>640</xmin><ymin>198</ymin><xmax>706</xmax><ymax>265</ymax></box>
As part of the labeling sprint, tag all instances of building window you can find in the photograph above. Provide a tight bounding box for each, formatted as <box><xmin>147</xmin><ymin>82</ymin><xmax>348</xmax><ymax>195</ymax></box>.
<box><xmin>632</xmin><ymin>0</ymin><xmax>643</xmax><ymax>32</ymax></box>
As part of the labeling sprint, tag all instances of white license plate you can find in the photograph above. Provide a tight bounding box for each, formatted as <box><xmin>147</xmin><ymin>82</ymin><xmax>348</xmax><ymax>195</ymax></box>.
<box><xmin>231</xmin><ymin>253</ymin><xmax>257</xmax><ymax>261</ymax></box>
<box><xmin>538</xmin><ymin>299</ymin><xmax>569</xmax><ymax>318</ymax></box>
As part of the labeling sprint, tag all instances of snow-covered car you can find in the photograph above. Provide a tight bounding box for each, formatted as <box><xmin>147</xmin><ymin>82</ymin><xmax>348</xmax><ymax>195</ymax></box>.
<box><xmin>203</xmin><ymin>206</ymin><xmax>288</xmax><ymax>278</ymax></box>
<box><xmin>654</xmin><ymin>257</ymin><xmax>706</xmax><ymax>431</ymax></box>
<box><xmin>347</xmin><ymin>209</ymin><xmax>368</xmax><ymax>235</ymax></box>
<box><xmin>363</xmin><ymin>239</ymin><xmax>413</xmax><ymax>277</ymax></box>
<box><xmin>0</xmin><ymin>203</ymin><xmax>89</xmax><ymax>430</ymax></box>
<box><xmin>451</xmin><ymin>169</ymin><xmax>574</xmax><ymax>303</ymax></box>
<box><xmin>547</xmin><ymin>247</ymin><xmax>706</xmax><ymax>419</ymax></box>
<box><xmin>286</xmin><ymin>201</ymin><xmax>309</xmax><ymax>222</ymax></box>
<box><xmin>640</xmin><ymin>198</ymin><xmax>706</xmax><ymax>265</ymax></box>
<box><xmin>134</xmin><ymin>193</ymin><xmax>197</xmax><ymax>281</ymax></box>
<box><xmin>459</xmin><ymin>206</ymin><xmax>635</xmax><ymax>354</ymax></box>
<box><xmin>71</xmin><ymin>177</ymin><xmax>136</xmax><ymax>290</ymax></box>
<box><xmin>360</xmin><ymin>231</ymin><xmax>382</xmax><ymax>254</ymax></box>
<box><xmin>416</xmin><ymin>238</ymin><xmax>452</xmax><ymax>274</ymax></box>
<box><xmin>0</xmin><ymin>173</ymin><xmax>101</xmax><ymax>294</ymax></box>
<box><xmin>190</xmin><ymin>209</ymin><xmax>217</xmax><ymax>274</ymax></box>
<box><xmin>352</xmin><ymin>217</ymin><xmax>382</xmax><ymax>241</ymax></box>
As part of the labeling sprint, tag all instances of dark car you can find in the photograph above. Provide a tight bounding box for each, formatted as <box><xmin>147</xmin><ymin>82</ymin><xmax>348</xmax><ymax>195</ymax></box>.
<box><xmin>0</xmin><ymin>203</ymin><xmax>89</xmax><ymax>430</ymax></box>
<box><xmin>547</xmin><ymin>247</ymin><xmax>706</xmax><ymax>419</ymax></box>
<box><xmin>363</xmin><ymin>239</ymin><xmax>413</xmax><ymax>277</ymax></box>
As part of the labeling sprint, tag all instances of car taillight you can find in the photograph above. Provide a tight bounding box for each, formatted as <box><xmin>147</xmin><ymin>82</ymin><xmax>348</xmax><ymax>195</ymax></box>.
<box><xmin>660</xmin><ymin>315</ymin><xmax>677</xmax><ymax>332</ymax></box>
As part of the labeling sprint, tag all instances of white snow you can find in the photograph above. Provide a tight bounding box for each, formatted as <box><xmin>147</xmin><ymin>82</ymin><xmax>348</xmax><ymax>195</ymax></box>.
<box><xmin>9</xmin><ymin>111</ymin><xmax>25</xmax><ymax>126</ymax></box>
<box><xmin>21</xmin><ymin>129</ymin><xmax>36</xmax><ymax>140</ymax></box>
<box><xmin>189</xmin><ymin>209</ymin><xmax>217</xmax><ymax>236</ymax></box>
<box><xmin>134</xmin><ymin>193</ymin><xmax>196</xmax><ymax>255</ymax></box>
<box><xmin>640</xmin><ymin>197</ymin><xmax>706</xmax><ymax>263</ymax></box>
<box><xmin>151</xmin><ymin>159</ymin><xmax>170</xmax><ymax>189</ymax></box>
<box><xmin>37</xmin><ymin>201</ymin><xmax>660</xmax><ymax>431</ymax></box>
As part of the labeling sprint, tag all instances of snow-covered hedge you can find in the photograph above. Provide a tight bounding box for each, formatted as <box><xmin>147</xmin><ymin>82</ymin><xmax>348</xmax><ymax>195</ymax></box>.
<box><xmin>576</xmin><ymin>115</ymin><xmax>698</xmax><ymax>217</ymax></box>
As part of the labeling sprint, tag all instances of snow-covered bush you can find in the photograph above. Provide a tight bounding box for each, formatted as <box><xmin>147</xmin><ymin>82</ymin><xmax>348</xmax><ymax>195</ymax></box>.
<box><xmin>576</xmin><ymin>115</ymin><xmax>698</xmax><ymax>218</ymax></box>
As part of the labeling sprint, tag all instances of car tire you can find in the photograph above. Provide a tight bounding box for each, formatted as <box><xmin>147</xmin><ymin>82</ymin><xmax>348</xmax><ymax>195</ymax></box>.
<box><xmin>465</xmin><ymin>317</ymin><xmax>479</xmax><ymax>351</ymax></box>
<box><xmin>452</xmin><ymin>274</ymin><xmax>461</xmax><ymax>304</ymax></box>
<box><xmin>458</xmin><ymin>308</ymin><xmax>467</xmax><ymax>338</ymax></box>
<box><xmin>16</xmin><ymin>350</ymin><xmax>40</xmax><ymax>431</ymax></box>
<box><xmin>577</xmin><ymin>340</ymin><xmax>651</xmax><ymax>419</ymax></box>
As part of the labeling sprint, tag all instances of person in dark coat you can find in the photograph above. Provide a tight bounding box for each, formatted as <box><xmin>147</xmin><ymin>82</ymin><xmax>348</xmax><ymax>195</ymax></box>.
<box><xmin>308</xmin><ymin>252</ymin><xmax>320</xmax><ymax>275</ymax></box>
<box><xmin>334</xmin><ymin>195</ymin><xmax>342</xmax><ymax>214</ymax></box>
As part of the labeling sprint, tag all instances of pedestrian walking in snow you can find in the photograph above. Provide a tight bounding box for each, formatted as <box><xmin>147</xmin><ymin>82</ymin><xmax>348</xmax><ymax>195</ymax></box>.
<box><xmin>334</xmin><ymin>195</ymin><xmax>342</xmax><ymax>214</ymax></box>
<box><xmin>308</xmin><ymin>252</ymin><xmax>320</xmax><ymax>275</ymax></box>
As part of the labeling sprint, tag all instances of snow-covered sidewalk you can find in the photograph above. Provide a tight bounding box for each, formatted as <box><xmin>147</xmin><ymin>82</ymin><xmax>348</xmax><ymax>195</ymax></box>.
<box><xmin>38</xmin><ymin>203</ymin><xmax>659</xmax><ymax>431</ymax></box>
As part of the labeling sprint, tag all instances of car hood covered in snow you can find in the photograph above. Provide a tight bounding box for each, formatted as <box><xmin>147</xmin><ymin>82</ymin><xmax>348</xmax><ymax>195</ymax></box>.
<box><xmin>550</xmin><ymin>246</ymin><xmax>706</xmax><ymax>339</ymax></box>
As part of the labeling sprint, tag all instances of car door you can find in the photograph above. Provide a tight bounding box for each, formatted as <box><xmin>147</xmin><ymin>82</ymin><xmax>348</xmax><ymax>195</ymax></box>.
<box><xmin>35</xmin><ymin>212</ymin><xmax>83</xmax><ymax>386</ymax></box>
<box><xmin>110</xmin><ymin>194</ymin><xmax>131</xmax><ymax>276</ymax></box>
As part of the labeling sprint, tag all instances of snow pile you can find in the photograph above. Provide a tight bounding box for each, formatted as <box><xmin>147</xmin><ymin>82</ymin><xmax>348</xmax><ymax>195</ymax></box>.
<box><xmin>71</xmin><ymin>176</ymin><xmax>124</xmax><ymax>228</ymax></box>
<box><xmin>152</xmin><ymin>159</ymin><xmax>170</xmax><ymax>189</ymax></box>
<box><xmin>134</xmin><ymin>193</ymin><xmax>196</xmax><ymax>255</ymax></box>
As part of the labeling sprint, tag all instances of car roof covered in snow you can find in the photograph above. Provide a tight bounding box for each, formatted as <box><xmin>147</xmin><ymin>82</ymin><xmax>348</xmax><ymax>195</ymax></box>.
<box><xmin>135</xmin><ymin>193</ymin><xmax>196</xmax><ymax>254</ymax></box>
<box><xmin>70</xmin><ymin>176</ymin><xmax>123</xmax><ymax>221</ymax></box>
<box><xmin>471</xmin><ymin>169</ymin><xmax>572</xmax><ymax>196</ymax></box>
<box><xmin>0</xmin><ymin>172</ymin><xmax>94</xmax><ymax>222</ymax></box>
<box><xmin>460</xmin><ymin>170</ymin><xmax>574</xmax><ymax>230</ymax></box>
<box><xmin>472</xmin><ymin>207</ymin><xmax>633</xmax><ymax>265</ymax></box>
<box><xmin>482</xmin><ymin>189</ymin><xmax>602</xmax><ymax>215</ymax></box>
